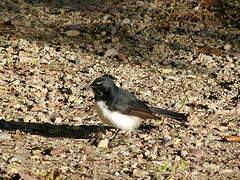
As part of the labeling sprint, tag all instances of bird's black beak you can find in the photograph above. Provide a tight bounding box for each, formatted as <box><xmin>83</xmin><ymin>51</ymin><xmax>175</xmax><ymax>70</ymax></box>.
<box><xmin>88</xmin><ymin>83</ymin><xmax>100</xmax><ymax>91</ymax></box>
<box><xmin>89</xmin><ymin>81</ymin><xmax>101</xmax><ymax>89</ymax></box>
<box><xmin>81</xmin><ymin>83</ymin><xmax>95</xmax><ymax>91</ymax></box>
<box><xmin>89</xmin><ymin>84</ymin><xmax>96</xmax><ymax>89</ymax></box>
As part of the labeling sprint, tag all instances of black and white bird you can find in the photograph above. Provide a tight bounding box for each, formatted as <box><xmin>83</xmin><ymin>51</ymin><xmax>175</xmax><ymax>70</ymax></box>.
<box><xmin>89</xmin><ymin>75</ymin><xmax>187</xmax><ymax>130</ymax></box>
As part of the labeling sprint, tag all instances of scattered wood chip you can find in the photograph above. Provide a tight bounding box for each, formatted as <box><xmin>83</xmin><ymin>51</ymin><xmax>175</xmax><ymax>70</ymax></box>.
<box><xmin>45</xmin><ymin>169</ymin><xmax>62</xmax><ymax>180</ymax></box>
<box><xmin>15</xmin><ymin>129</ymin><xmax>24</xmax><ymax>136</ymax></box>
<box><xmin>198</xmin><ymin>45</ymin><xmax>223</xmax><ymax>56</ymax></box>
<box><xmin>201</xmin><ymin>0</ymin><xmax>218</xmax><ymax>9</ymax></box>
<box><xmin>116</xmin><ymin>53</ymin><xmax>128</xmax><ymax>62</ymax></box>
<box><xmin>83</xmin><ymin>146</ymin><xmax>95</xmax><ymax>154</ymax></box>
<box><xmin>104</xmin><ymin>48</ymin><xmax>118</xmax><ymax>58</ymax></box>
<box><xmin>50</xmin><ymin>147</ymin><xmax>65</xmax><ymax>155</ymax></box>
<box><xmin>210</xmin><ymin>48</ymin><xmax>223</xmax><ymax>56</ymax></box>
<box><xmin>224</xmin><ymin>44</ymin><xmax>232</xmax><ymax>51</ymax></box>
<box><xmin>222</xmin><ymin>136</ymin><xmax>240</xmax><ymax>142</ymax></box>
<box><xmin>19</xmin><ymin>170</ymin><xmax>41</xmax><ymax>180</ymax></box>
<box><xmin>66</xmin><ymin>30</ymin><xmax>80</xmax><ymax>37</ymax></box>
<box><xmin>132</xmin><ymin>168</ymin><xmax>148</xmax><ymax>177</ymax></box>
<box><xmin>0</xmin><ymin>130</ymin><xmax>11</xmax><ymax>140</ymax></box>
<box><xmin>97</xmin><ymin>139</ymin><xmax>109</xmax><ymax>149</ymax></box>
<box><xmin>197</xmin><ymin>45</ymin><xmax>210</xmax><ymax>54</ymax></box>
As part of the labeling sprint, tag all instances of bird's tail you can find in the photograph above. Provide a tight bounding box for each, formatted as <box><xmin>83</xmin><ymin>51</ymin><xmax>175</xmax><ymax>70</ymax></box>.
<box><xmin>149</xmin><ymin>106</ymin><xmax>188</xmax><ymax>122</ymax></box>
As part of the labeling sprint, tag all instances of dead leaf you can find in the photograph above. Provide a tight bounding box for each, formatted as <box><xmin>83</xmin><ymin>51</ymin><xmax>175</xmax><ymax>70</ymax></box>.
<box><xmin>222</xmin><ymin>136</ymin><xmax>240</xmax><ymax>142</ymax></box>
<box><xmin>198</xmin><ymin>46</ymin><xmax>223</xmax><ymax>56</ymax></box>
<box><xmin>198</xmin><ymin>46</ymin><xmax>210</xmax><ymax>54</ymax></box>
<box><xmin>19</xmin><ymin>171</ymin><xmax>41</xmax><ymax>180</ymax></box>
<box><xmin>210</xmin><ymin>48</ymin><xmax>223</xmax><ymax>56</ymax></box>
<box><xmin>201</xmin><ymin>0</ymin><xmax>218</xmax><ymax>9</ymax></box>
<box><xmin>50</xmin><ymin>147</ymin><xmax>65</xmax><ymax>156</ymax></box>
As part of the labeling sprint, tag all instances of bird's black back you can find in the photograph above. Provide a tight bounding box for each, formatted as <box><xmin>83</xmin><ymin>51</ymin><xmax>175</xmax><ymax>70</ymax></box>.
<box><xmin>107</xmin><ymin>87</ymin><xmax>153</xmax><ymax>116</ymax></box>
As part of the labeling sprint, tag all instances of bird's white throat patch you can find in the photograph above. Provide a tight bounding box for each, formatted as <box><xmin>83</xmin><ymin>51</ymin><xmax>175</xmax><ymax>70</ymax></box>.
<box><xmin>95</xmin><ymin>101</ymin><xmax>141</xmax><ymax>130</ymax></box>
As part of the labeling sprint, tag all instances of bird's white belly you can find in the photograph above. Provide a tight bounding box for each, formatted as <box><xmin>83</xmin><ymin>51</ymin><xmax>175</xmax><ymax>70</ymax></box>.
<box><xmin>95</xmin><ymin>101</ymin><xmax>141</xmax><ymax>130</ymax></box>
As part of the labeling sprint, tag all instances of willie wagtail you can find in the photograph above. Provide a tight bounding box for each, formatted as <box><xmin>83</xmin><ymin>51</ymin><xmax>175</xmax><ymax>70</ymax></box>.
<box><xmin>89</xmin><ymin>75</ymin><xmax>188</xmax><ymax>130</ymax></box>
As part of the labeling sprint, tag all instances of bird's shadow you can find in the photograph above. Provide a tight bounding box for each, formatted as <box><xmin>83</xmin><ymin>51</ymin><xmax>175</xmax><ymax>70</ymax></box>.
<box><xmin>0</xmin><ymin>119</ymin><xmax>111</xmax><ymax>139</ymax></box>
<box><xmin>0</xmin><ymin>119</ymin><xmax>159</xmax><ymax>139</ymax></box>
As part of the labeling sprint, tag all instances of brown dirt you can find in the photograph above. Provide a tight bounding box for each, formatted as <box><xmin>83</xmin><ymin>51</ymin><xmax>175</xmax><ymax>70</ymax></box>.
<box><xmin>0</xmin><ymin>0</ymin><xmax>239</xmax><ymax>179</ymax></box>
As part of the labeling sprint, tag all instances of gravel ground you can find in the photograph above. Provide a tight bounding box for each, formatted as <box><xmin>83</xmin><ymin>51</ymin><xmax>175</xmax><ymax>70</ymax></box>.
<box><xmin>0</xmin><ymin>0</ymin><xmax>240</xmax><ymax>179</ymax></box>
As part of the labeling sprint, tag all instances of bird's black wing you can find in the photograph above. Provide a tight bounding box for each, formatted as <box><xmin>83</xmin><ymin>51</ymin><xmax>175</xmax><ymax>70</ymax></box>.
<box><xmin>109</xmin><ymin>89</ymin><xmax>160</xmax><ymax>119</ymax></box>
<box><xmin>110</xmin><ymin>88</ymin><xmax>188</xmax><ymax>122</ymax></box>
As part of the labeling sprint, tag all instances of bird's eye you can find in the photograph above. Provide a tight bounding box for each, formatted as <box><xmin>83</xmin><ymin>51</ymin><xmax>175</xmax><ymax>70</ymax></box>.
<box><xmin>96</xmin><ymin>81</ymin><xmax>103</xmax><ymax>85</ymax></box>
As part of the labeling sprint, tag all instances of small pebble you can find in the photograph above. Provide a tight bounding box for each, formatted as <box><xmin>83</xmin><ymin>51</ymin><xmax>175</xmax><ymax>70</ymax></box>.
<box><xmin>97</xmin><ymin>139</ymin><xmax>109</xmax><ymax>149</ymax></box>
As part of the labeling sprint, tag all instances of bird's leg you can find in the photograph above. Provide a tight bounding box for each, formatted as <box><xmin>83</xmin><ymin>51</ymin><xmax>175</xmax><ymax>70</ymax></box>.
<box><xmin>110</xmin><ymin>129</ymin><xmax>120</xmax><ymax>142</ymax></box>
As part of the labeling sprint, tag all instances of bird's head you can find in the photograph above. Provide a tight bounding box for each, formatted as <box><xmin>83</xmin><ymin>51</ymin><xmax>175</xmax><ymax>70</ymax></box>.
<box><xmin>89</xmin><ymin>75</ymin><xmax>117</xmax><ymax>99</ymax></box>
